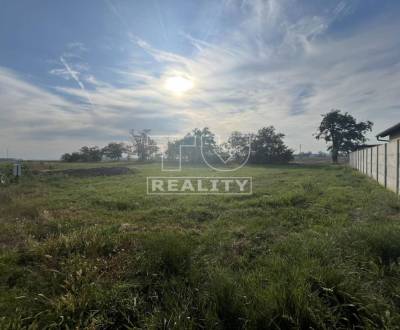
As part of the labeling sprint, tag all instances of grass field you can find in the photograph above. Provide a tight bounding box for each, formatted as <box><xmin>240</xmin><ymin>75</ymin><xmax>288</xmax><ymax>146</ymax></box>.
<box><xmin>1</xmin><ymin>162</ymin><xmax>400</xmax><ymax>329</ymax></box>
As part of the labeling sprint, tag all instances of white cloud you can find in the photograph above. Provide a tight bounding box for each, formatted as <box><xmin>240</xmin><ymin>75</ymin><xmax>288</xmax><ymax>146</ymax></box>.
<box><xmin>121</xmin><ymin>0</ymin><xmax>399</xmax><ymax>151</ymax></box>
<box><xmin>1</xmin><ymin>0</ymin><xmax>400</xmax><ymax>158</ymax></box>
<box><xmin>0</xmin><ymin>67</ymin><xmax>98</xmax><ymax>159</ymax></box>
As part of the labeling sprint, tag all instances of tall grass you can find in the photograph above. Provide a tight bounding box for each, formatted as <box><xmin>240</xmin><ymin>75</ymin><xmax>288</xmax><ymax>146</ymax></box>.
<box><xmin>0</xmin><ymin>163</ymin><xmax>400</xmax><ymax>328</ymax></box>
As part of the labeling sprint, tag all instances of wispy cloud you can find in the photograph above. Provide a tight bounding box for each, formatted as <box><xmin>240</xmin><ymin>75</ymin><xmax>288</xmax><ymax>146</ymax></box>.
<box><xmin>1</xmin><ymin>0</ymin><xmax>400</xmax><ymax>159</ymax></box>
<box><xmin>118</xmin><ymin>0</ymin><xmax>400</xmax><ymax>149</ymax></box>
<box><xmin>59</xmin><ymin>56</ymin><xmax>94</xmax><ymax>106</ymax></box>
<box><xmin>0</xmin><ymin>66</ymin><xmax>185</xmax><ymax>159</ymax></box>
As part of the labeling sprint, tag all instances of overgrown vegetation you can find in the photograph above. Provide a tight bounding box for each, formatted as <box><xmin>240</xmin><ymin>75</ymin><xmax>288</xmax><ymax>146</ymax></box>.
<box><xmin>1</xmin><ymin>162</ymin><xmax>400</xmax><ymax>329</ymax></box>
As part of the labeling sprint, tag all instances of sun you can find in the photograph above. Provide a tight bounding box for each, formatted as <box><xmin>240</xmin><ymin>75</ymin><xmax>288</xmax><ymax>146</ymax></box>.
<box><xmin>164</xmin><ymin>76</ymin><xmax>194</xmax><ymax>95</ymax></box>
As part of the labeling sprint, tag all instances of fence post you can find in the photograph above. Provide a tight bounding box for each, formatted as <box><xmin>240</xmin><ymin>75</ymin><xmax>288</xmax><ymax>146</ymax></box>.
<box><xmin>356</xmin><ymin>150</ymin><xmax>358</xmax><ymax>169</ymax></box>
<box><xmin>370</xmin><ymin>147</ymin><xmax>373</xmax><ymax>177</ymax></box>
<box><xmin>364</xmin><ymin>149</ymin><xmax>367</xmax><ymax>174</ymax></box>
<box><xmin>397</xmin><ymin>140</ymin><xmax>399</xmax><ymax>195</ymax></box>
<box><xmin>362</xmin><ymin>149</ymin><xmax>365</xmax><ymax>173</ymax></box>
<box><xmin>384</xmin><ymin>144</ymin><xmax>388</xmax><ymax>188</ymax></box>
<box><xmin>354</xmin><ymin>150</ymin><xmax>358</xmax><ymax>169</ymax></box>
<box><xmin>364</xmin><ymin>149</ymin><xmax>368</xmax><ymax>174</ymax></box>
<box><xmin>355</xmin><ymin>150</ymin><xmax>358</xmax><ymax>170</ymax></box>
<box><xmin>365</xmin><ymin>149</ymin><xmax>367</xmax><ymax>174</ymax></box>
<box><xmin>376</xmin><ymin>145</ymin><xmax>379</xmax><ymax>181</ymax></box>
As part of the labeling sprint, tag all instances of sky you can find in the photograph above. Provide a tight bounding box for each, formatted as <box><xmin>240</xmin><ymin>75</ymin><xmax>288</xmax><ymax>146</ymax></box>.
<box><xmin>0</xmin><ymin>0</ymin><xmax>400</xmax><ymax>159</ymax></box>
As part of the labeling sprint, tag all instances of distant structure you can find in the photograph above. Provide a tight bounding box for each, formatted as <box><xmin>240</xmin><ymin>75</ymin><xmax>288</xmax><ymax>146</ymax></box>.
<box><xmin>349</xmin><ymin>122</ymin><xmax>400</xmax><ymax>195</ymax></box>
<box><xmin>376</xmin><ymin>123</ymin><xmax>400</xmax><ymax>141</ymax></box>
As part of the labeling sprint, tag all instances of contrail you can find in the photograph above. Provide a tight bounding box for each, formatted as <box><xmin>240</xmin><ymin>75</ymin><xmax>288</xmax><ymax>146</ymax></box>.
<box><xmin>60</xmin><ymin>56</ymin><xmax>94</xmax><ymax>107</ymax></box>
<box><xmin>104</xmin><ymin>0</ymin><xmax>129</xmax><ymax>29</ymax></box>
<box><xmin>153</xmin><ymin>0</ymin><xmax>168</xmax><ymax>44</ymax></box>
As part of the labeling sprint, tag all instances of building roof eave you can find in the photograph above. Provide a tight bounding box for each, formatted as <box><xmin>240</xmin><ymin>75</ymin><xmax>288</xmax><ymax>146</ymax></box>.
<box><xmin>376</xmin><ymin>122</ymin><xmax>400</xmax><ymax>138</ymax></box>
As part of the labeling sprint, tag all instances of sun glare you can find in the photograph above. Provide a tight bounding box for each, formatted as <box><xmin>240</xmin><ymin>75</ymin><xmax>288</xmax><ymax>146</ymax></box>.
<box><xmin>164</xmin><ymin>76</ymin><xmax>194</xmax><ymax>95</ymax></box>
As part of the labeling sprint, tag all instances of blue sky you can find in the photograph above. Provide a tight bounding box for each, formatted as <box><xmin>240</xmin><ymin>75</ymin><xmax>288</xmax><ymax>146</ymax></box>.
<box><xmin>1</xmin><ymin>0</ymin><xmax>400</xmax><ymax>159</ymax></box>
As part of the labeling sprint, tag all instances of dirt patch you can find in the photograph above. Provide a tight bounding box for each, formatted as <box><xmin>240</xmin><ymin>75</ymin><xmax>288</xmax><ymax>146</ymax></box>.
<box><xmin>59</xmin><ymin>167</ymin><xmax>133</xmax><ymax>177</ymax></box>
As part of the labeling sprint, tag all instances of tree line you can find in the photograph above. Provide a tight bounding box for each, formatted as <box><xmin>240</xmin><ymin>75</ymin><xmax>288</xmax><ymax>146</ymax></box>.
<box><xmin>165</xmin><ymin>127</ymin><xmax>293</xmax><ymax>164</ymax></box>
<box><xmin>61</xmin><ymin>126</ymin><xmax>294</xmax><ymax>164</ymax></box>
<box><xmin>61</xmin><ymin>110</ymin><xmax>374</xmax><ymax>164</ymax></box>
<box><xmin>61</xmin><ymin>143</ymin><xmax>129</xmax><ymax>162</ymax></box>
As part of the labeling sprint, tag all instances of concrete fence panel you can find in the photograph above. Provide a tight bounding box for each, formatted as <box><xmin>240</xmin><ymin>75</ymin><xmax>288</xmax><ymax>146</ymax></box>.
<box><xmin>363</xmin><ymin>149</ymin><xmax>367</xmax><ymax>175</ymax></box>
<box><xmin>387</xmin><ymin>142</ymin><xmax>398</xmax><ymax>193</ymax></box>
<box><xmin>371</xmin><ymin>146</ymin><xmax>378</xmax><ymax>181</ymax></box>
<box><xmin>363</xmin><ymin>149</ymin><xmax>367</xmax><ymax>174</ymax></box>
<box><xmin>350</xmin><ymin>139</ymin><xmax>399</xmax><ymax>195</ymax></box>
<box><xmin>378</xmin><ymin>145</ymin><xmax>386</xmax><ymax>186</ymax></box>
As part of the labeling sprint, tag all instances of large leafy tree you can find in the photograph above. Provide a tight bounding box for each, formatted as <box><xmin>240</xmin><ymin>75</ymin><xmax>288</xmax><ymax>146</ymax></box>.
<box><xmin>61</xmin><ymin>146</ymin><xmax>103</xmax><ymax>162</ymax></box>
<box><xmin>224</xmin><ymin>131</ymin><xmax>254</xmax><ymax>163</ymax></box>
<box><xmin>79</xmin><ymin>146</ymin><xmax>103</xmax><ymax>162</ymax></box>
<box><xmin>166</xmin><ymin>127</ymin><xmax>217</xmax><ymax>163</ymax></box>
<box><xmin>315</xmin><ymin>110</ymin><xmax>373</xmax><ymax>163</ymax></box>
<box><xmin>60</xmin><ymin>152</ymin><xmax>84</xmax><ymax>162</ymax></box>
<box><xmin>251</xmin><ymin>126</ymin><xmax>293</xmax><ymax>164</ymax></box>
<box><xmin>102</xmin><ymin>142</ymin><xmax>128</xmax><ymax>161</ymax></box>
<box><xmin>130</xmin><ymin>129</ymin><xmax>159</xmax><ymax>161</ymax></box>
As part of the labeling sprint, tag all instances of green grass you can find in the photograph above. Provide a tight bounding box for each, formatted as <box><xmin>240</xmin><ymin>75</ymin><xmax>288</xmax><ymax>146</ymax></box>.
<box><xmin>1</xmin><ymin>162</ymin><xmax>400</xmax><ymax>329</ymax></box>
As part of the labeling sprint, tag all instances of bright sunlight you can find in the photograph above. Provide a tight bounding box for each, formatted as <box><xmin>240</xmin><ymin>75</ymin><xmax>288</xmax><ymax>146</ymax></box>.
<box><xmin>164</xmin><ymin>76</ymin><xmax>194</xmax><ymax>95</ymax></box>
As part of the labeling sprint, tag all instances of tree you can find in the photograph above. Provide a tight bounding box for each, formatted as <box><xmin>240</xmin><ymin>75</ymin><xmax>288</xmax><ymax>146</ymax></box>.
<box><xmin>165</xmin><ymin>140</ymin><xmax>179</xmax><ymax>161</ymax></box>
<box><xmin>61</xmin><ymin>153</ymin><xmax>72</xmax><ymax>162</ymax></box>
<box><xmin>224</xmin><ymin>131</ymin><xmax>254</xmax><ymax>163</ymax></box>
<box><xmin>102</xmin><ymin>142</ymin><xmax>128</xmax><ymax>161</ymax></box>
<box><xmin>130</xmin><ymin>129</ymin><xmax>159</xmax><ymax>161</ymax></box>
<box><xmin>166</xmin><ymin>127</ymin><xmax>217</xmax><ymax>164</ymax></box>
<box><xmin>69</xmin><ymin>152</ymin><xmax>82</xmax><ymax>162</ymax></box>
<box><xmin>315</xmin><ymin>110</ymin><xmax>373</xmax><ymax>163</ymax></box>
<box><xmin>79</xmin><ymin>146</ymin><xmax>103</xmax><ymax>162</ymax></box>
<box><xmin>187</xmin><ymin>127</ymin><xmax>217</xmax><ymax>163</ymax></box>
<box><xmin>61</xmin><ymin>147</ymin><xmax>102</xmax><ymax>162</ymax></box>
<box><xmin>251</xmin><ymin>126</ymin><xmax>293</xmax><ymax>164</ymax></box>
